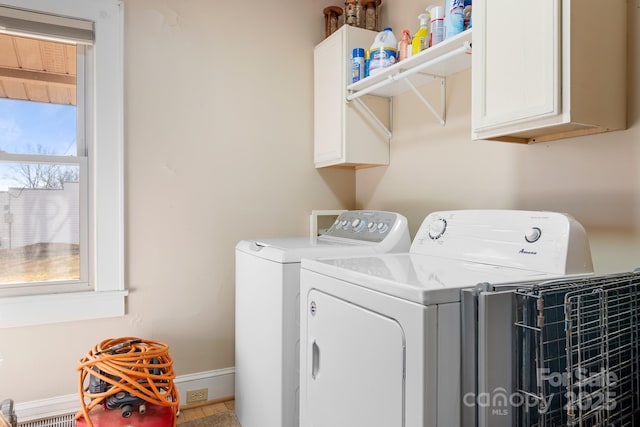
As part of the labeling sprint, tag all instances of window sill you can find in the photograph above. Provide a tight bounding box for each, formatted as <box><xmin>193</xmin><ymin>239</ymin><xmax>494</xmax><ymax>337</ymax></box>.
<box><xmin>0</xmin><ymin>290</ymin><xmax>128</xmax><ymax>328</ymax></box>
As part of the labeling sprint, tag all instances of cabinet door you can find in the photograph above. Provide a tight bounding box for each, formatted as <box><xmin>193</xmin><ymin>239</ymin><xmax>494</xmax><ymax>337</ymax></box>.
<box><xmin>314</xmin><ymin>32</ymin><xmax>345</xmax><ymax>166</ymax></box>
<box><xmin>314</xmin><ymin>26</ymin><xmax>390</xmax><ymax>168</ymax></box>
<box><xmin>303</xmin><ymin>289</ymin><xmax>405</xmax><ymax>427</ymax></box>
<box><xmin>472</xmin><ymin>0</ymin><xmax>560</xmax><ymax>133</ymax></box>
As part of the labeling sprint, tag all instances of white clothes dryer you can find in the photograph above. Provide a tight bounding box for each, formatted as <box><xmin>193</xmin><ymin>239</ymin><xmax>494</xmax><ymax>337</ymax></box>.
<box><xmin>299</xmin><ymin>210</ymin><xmax>594</xmax><ymax>427</ymax></box>
<box><xmin>235</xmin><ymin>210</ymin><xmax>410</xmax><ymax>427</ymax></box>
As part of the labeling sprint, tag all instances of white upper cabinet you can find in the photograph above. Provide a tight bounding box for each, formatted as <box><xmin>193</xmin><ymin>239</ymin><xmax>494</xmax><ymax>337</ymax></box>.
<box><xmin>472</xmin><ymin>0</ymin><xmax>627</xmax><ymax>144</ymax></box>
<box><xmin>314</xmin><ymin>25</ymin><xmax>390</xmax><ymax>169</ymax></box>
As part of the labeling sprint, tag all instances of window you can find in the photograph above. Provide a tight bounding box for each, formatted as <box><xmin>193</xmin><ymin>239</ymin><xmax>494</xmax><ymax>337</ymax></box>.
<box><xmin>0</xmin><ymin>35</ymin><xmax>86</xmax><ymax>294</ymax></box>
<box><xmin>0</xmin><ymin>0</ymin><xmax>125</xmax><ymax>327</ymax></box>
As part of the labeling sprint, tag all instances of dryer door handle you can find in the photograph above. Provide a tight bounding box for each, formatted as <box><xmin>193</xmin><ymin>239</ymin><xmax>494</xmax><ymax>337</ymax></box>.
<box><xmin>311</xmin><ymin>340</ymin><xmax>320</xmax><ymax>380</ymax></box>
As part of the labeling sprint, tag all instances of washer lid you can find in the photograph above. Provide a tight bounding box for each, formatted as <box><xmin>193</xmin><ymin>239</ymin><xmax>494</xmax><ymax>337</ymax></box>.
<box><xmin>302</xmin><ymin>253</ymin><xmax>579</xmax><ymax>305</ymax></box>
<box><xmin>235</xmin><ymin>237</ymin><xmax>378</xmax><ymax>263</ymax></box>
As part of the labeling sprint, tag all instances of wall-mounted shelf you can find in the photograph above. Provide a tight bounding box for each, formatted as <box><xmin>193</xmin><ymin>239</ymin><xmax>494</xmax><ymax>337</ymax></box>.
<box><xmin>346</xmin><ymin>29</ymin><xmax>472</xmax><ymax>129</ymax></box>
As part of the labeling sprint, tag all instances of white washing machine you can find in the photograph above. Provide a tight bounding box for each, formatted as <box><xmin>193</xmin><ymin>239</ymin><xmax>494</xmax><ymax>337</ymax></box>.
<box><xmin>235</xmin><ymin>210</ymin><xmax>410</xmax><ymax>427</ymax></box>
<box><xmin>299</xmin><ymin>210</ymin><xmax>594</xmax><ymax>427</ymax></box>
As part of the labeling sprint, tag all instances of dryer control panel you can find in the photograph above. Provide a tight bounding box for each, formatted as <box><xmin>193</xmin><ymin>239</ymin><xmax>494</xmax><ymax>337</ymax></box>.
<box><xmin>411</xmin><ymin>210</ymin><xmax>593</xmax><ymax>275</ymax></box>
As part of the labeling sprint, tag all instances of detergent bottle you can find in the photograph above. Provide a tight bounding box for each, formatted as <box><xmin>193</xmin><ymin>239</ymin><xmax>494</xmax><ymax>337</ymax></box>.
<box><xmin>411</xmin><ymin>12</ymin><xmax>430</xmax><ymax>56</ymax></box>
<box><xmin>445</xmin><ymin>0</ymin><xmax>465</xmax><ymax>39</ymax></box>
<box><xmin>368</xmin><ymin>27</ymin><xmax>397</xmax><ymax>76</ymax></box>
<box><xmin>351</xmin><ymin>48</ymin><xmax>365</xmax><ymax>82</ymax></box>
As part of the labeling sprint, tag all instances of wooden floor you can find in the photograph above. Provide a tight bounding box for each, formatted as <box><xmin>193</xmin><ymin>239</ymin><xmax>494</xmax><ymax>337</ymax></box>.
<box><xmin>177</xmin><ymin>399</ymin><xmax>235</xmax><ymax>424</ymax></box>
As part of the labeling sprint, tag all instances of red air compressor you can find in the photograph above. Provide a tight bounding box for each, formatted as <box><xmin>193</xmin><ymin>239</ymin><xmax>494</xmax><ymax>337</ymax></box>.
<box><xmin>75</xmin><ymin>338</ymin><xmax>179</xmax><ymax>427</ymax></box>
<box><xmin>75</xmin><ymin>403</ymin><xmax>174</xmax><ymax>427</ymax></box>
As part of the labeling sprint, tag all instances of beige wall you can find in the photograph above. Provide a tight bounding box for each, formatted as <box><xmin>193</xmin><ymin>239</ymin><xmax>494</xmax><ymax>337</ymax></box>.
<box><xmin>356</xmin><ymin>1</ymin><xmax>640</xmax><ymax>274</ymax></box>
<box><xmin>0</xmin><ymin>0</ymin><xmax>353</xmax><ymax>402</ymax></box>
<box><xmin>2</xmin><ymin>0</ymin><xmax>639</xmax><ymax>406</ymax></box>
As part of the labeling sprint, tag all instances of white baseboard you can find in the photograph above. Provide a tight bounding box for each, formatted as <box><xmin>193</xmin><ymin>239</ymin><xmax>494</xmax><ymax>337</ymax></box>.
<box><xmin>14</xmin><ymin>367</ymin><xmax>235</xmax><ymax>422</ymax></box>
<box><xmin>174</xmin><ymin>367</ymin><xmax>235</xmax><ymax>404</ymax></box>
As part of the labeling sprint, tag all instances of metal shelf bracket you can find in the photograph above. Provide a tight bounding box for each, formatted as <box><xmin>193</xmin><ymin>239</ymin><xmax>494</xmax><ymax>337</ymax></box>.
<box><xmin>347</xmin><ymin>74</ymin><xmax>446</xmax><ymax>137</ymax></box>
<box><xmin>350</xmin><ymin>97</ymin><xmax>393</xmax><ymax>140</ymax></box>
<box><xmin>403</xmin><ymin>77</ymin><xmax>446</xmax><ymax>127</ymax></box>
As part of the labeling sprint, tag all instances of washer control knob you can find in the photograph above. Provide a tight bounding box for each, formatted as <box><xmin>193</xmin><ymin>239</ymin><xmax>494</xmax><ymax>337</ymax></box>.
<box><xmin>525</xmin><ymin>227</ymin><xmax>542</xmax><ymax>243</ymax></box>
<box><xmin>428</xmin><ymin>218</ymin><xmax>447</xmax><ymax>240</ymax></box>
<box><xmin>367</xmin><ymin>222</ymin><xmax>377</xmax><ymax>232</ymax></box>
<box><xmin>377</xmin><ymin>222</ymin><xmax>389</xmax><ymax>234</ymax></box>
<box><xmin>351</xmin><ymin>218</ymin><xmax>366</xmax><ymax>232</ymax></box>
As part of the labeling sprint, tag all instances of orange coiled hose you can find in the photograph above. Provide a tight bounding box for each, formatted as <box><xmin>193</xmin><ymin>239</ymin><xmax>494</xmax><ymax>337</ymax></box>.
<box><xmin>75</xmin><ymin>337</ymin><xmax>180</xmax><ymax>427</ymax></box>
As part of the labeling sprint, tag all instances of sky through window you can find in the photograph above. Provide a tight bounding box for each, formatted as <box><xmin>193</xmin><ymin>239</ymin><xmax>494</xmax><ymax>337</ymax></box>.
<box><xmin>0</xmin><ymin>98</ymin><xmax>76</xmax><ymax>190</ymax></box>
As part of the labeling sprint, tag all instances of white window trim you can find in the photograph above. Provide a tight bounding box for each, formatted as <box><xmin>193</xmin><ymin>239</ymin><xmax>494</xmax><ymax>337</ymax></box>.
<box><xmin>0</xmin><ymin>0</ymin><xmax>126</xmax><ymax>328</ymax></box>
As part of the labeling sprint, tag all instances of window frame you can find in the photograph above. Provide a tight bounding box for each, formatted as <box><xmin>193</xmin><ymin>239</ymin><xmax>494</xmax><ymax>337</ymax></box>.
<box><xmin>0</xmin><ymin>0</ymin><xmax>126</xmax><ymax>328</ymax></box>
